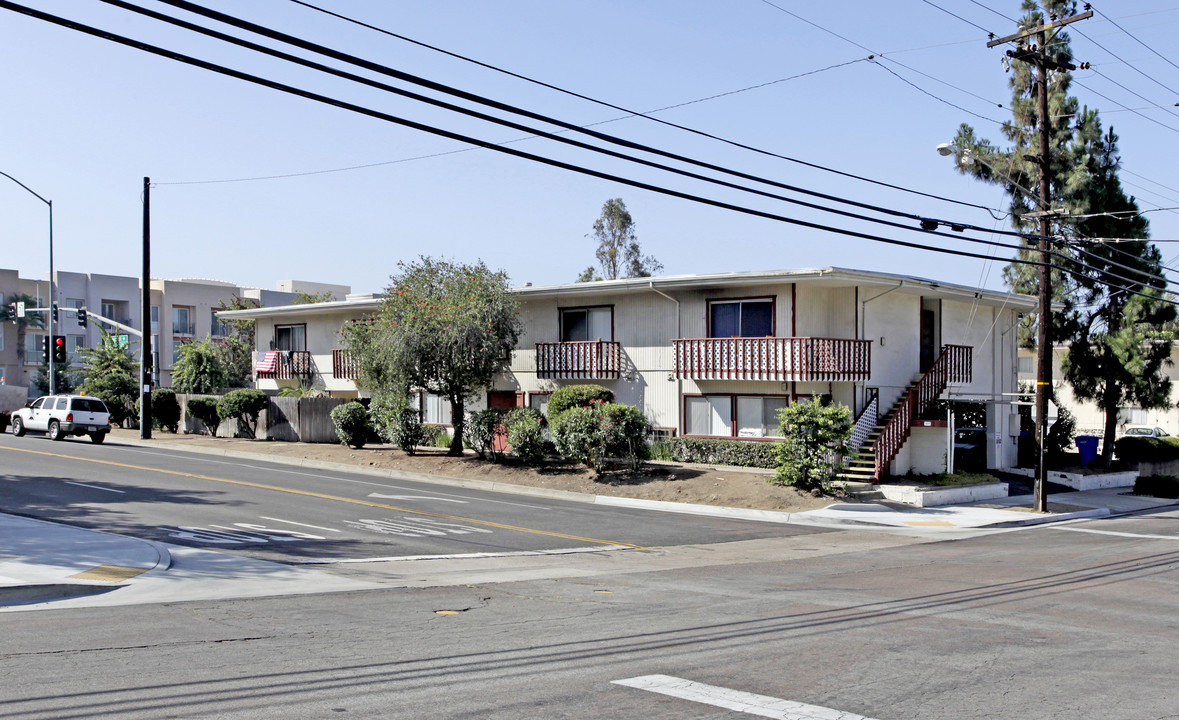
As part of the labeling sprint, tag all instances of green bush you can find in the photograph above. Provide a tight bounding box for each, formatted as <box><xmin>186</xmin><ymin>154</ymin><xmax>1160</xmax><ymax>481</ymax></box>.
<box><xmin>186</xmin><ymin>396</ymin><xmax>221</xmax><ymax>436</ymax></box>
<box><xmin>551</xmin><ymin>402</ymin><xmax>651</xmax><ymax>472</ymax></box>
<box><xmin>216</xmin><ymin>388</ymin><xmax>269</xmax><ymax>439</ymax></box>
<box><xmin>547</xmin><ymin>384</ymin><xmax>614</xmax><ymax>418</ymax></box>
<box><xmin>465</xmin><ymin>408</ymin><xmax>506</xmax><ymax>461</ymax></box>
<box><xmin>390</xmin><ymin>407</ymin><xmax>427</xmax><ymax>454</ymax></box>
<box><xmin>1134</xmin><ymin>474</ymin><xmax>1179</xmax><ymax>498</ymax></box>
<box><xmin>330</xmin><ymin>401</ymin><xmax>371</xmax><ymax>449</ymax></box>
<box><xmin>504</xmin><ymin>407</ymin><xmax>547</xmax><ymax>466</ymax></box>
<box><xmin>665</xmin><ymin>437</ymin><xmax>781</xmax><ymax>469</ymax></box>
<box><xmin>774</xmin><ymin>399</ymin><xmax>852</xmax><ymax>492</ymax></box>
<box><xmin>1114</xmin><ymin>436</ymin><xmax>1179</xmax><ymax>464</ymax></box>
<box><xmin>153</xmin><ymin>388</ymin><xmax>181</xmax><ymax>433</ymax></box>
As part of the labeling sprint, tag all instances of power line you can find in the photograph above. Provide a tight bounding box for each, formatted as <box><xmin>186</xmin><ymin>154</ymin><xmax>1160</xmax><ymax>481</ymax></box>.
<box><xmin>105</xmin><ymin>0</ymin><xmax>1024</xmax><ymax>249</ymax></box>
<box><xmin>1092</xmin><ymin>4</ymin><xmax>1179</xmax><ymax>76</ymax></box>
<box><xmin>285</xmin><ymin>0</ymin><xmax>1007</xmax><ymax>216</ymax></box>
<box><xmin>7</xmin><ymin>1</ymin><xmax>1172</xmax><ymax>308</ymax></box>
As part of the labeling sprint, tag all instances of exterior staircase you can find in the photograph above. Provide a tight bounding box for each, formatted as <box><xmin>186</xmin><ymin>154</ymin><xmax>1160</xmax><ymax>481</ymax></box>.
<box><xmin>838</xmin><ymin>345</ymin><xmax>972</xmax><ymax>485</ymax></box>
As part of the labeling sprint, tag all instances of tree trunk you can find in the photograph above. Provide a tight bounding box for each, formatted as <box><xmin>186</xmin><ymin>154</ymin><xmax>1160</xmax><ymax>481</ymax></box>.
<box><xmin>1098</xmin><ymin>304</ymin><xmax>1125</xmax><ymax>469</ymax></box>
<box><xmin>447</xmin><ymin>392</ymin><xmax>465</xmax><ymax>456</ymax></box>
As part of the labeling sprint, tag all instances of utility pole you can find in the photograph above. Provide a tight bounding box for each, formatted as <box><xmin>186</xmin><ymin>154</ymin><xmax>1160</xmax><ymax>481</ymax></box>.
<box><xmin>988</xmin><ymin>5</ymin><xmax>1091</xmax><ymax>512</ymax></box>
<box><xmin>140</xmin><ymin>177</ymin><xmax>153</xmax><ymax>440</ymax></box>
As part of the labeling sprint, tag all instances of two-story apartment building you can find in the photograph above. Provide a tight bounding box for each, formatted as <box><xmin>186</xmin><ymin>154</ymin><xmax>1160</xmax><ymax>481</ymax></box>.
<box><xmin>221</xmin><ymin>267</ymin><xmax>1036</xmax><ymax>478</ymax></box>
<box><xmin>2</xmin><ymin>266</ymin><xmax>348</xmax><ymax>392</ymax></box>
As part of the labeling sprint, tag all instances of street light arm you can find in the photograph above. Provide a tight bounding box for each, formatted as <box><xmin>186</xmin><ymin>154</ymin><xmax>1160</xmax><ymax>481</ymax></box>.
<box><xmin>0</xmin><ymin>169</ymin><xmax>50</xmax><ymax>206</ymax></box>
<box><xmin>935</xmin><ymin>143</ymin><xmax>1044</xmax><ymax>211</ymax></box>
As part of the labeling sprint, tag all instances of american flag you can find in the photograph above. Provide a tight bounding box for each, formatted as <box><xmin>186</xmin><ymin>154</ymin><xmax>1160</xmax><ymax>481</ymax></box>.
<box><xmin>254</xmin><ymin>351</ymin><xmax>279</xmax><ymax>373</ymax></box>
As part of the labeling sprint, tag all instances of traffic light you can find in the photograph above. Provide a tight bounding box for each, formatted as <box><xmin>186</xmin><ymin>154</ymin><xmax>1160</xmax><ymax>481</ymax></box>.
<box><xmin>52</xmin><ymin>335</ymin><xmax>67</xmax><ymax>363</ymax></box>
<box><xmin>42</xmin><ymin>336</ymin><xmax>50</xmax><ymax>364</ymax></box>
<box><xmin>52</xmin><ymin>303</ymin><xmax>58</xmax><ymax>322</ymax></box>
<box><xmin>5</xmin><ymin>302</ymin><xmax>14</xmax><ymax>323</ymax></box>
<box><xmin>77</xmin><ymin>306</ymin><xmax>87</xmax><ymax>329</ymax></box>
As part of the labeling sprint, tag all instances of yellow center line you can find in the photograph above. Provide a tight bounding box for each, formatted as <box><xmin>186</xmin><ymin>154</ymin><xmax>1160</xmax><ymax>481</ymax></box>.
<box><xmin>0</xmin><ymin>445</ymin><xmax>644</xmax><ymax>549</ymax></box>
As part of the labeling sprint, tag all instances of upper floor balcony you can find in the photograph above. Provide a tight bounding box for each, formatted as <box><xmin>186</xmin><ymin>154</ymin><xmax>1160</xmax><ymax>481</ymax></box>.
<box><xmin>536</xmin><ymin>340</ymin><xmax>621</xmax><ymax>380</ymax></box>
<box><xmin>256</xmin><ymin>350</ymin><xmax>313</xmax><ymax>380</ymax></box>
<box><xmin>673</xmin><ymin>336</ymin><xmax>871</xmax><ymax>382</ymax></box>
<box><xmin>333</xmin><ymin>348</ymin><xmax>361</xmax><ymax>381</ymax></box>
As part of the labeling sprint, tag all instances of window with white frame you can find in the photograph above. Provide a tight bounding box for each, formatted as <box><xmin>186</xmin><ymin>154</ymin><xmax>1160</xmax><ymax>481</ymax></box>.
<box><xmin>736</xmin><ymin>396</ymin><xmax>787</xmax><ymax>437</ymax></box>
<box><xmin>708</xmin><ymin>298</ymin><xmax>773</xmax><ymax>338</ymax></box>
<box><xmin>560</xmin><ymin>306</ymin><xmax>613</xmax><ymax>342</ymax></box>
<box><xmin>685</xmin><ymin>394</ymin><xmax>786</xmax><ymax>438</ymax></box>
<box><xmin>172</xmin><ymin>306</ymin><xmax>193</xmax><ymax>335</ymax></box>
<box><xmin>25</xmin><ymin>333</ymin><xmax>43</xmax><ymax>362</ymax></box>
<box><xmin>210</xmin><ymin>309</ymin><xmax>229</xmax><ymax>337</ymax></box>
<box><xmin>150</xmin><ymin>305</ymin><xmax>160</xmax><ymax>333</ymax></box>
<box><xmin>412</xmin><ymin>392</ymin><xmax>452</xmax><ymax>425</ymax></box>
<box><xmin>274</xmin><ymin>324</ymin><xmax>306</xmax><ymax>351</ymax></box>
<box><xmin>529</xmin><ymin>392</ymin><xmax>551</xmax><ymax>418</ymax></box>
<box><xmin>67</xmin><ymin>335</ymin><xmax>85</xmax><ymax>359</ymax></box>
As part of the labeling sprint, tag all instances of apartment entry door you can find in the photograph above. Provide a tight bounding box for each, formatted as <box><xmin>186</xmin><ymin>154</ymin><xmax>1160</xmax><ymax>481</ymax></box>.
<box><xmin>487</xmin><ymin>390</ymin><xmax>523</xmax><ymax>452</ymax></box>
<box><xmin>919</xmin><ymin>298</ymin><xmax>941</xmax><ymax>373</ymax></box>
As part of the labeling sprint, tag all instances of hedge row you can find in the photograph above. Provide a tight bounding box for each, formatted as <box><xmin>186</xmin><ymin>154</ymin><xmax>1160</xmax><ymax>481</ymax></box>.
<box><xmin>664</xmin><ymin>436</ymin><xmax>781</xmax><ymax>469</ymax></box>
<box><xmin>1113</xmin><ymin>436</ymin><xmax>1179</xmax><ymax>463</ymax></box>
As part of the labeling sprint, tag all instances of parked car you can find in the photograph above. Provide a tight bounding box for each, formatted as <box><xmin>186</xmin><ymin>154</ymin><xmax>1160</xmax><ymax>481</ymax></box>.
<box><xmin>10</xmin><ymin>395</ymin><xmax>112</xmax><ymax>443</ymax></box>
<box><xmin>1118</xmin><ymin>425</ymin><xmax>1170</xmax><ymax>440</ymax></box>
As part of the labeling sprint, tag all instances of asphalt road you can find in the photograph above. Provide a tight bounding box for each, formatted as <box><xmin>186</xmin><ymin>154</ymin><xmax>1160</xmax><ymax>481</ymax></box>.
<box><xmin>0</xmin><ymin>432</ymin><xmax>824</xmax><ymax>563</ymax></box>
<box><xmin>2</xmin><ymin>503</ymin><xmax>1177</xmax><ymax>719</ymax></box>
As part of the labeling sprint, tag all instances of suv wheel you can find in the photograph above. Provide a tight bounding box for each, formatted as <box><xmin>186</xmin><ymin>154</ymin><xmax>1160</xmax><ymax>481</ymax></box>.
<box><xmin>12</xmin><ymin>417</ymin><xmax>25</xmax><ymax>437</ymax></box>
<box><xmin>90</xmin><ymin>431</ymin><xmax>106</xmax><ymax>445</ymax></box>
<box><xmin>48</xmin><ymin>420</ymin><xmax>64</xmax><ymax>441</ymax></box>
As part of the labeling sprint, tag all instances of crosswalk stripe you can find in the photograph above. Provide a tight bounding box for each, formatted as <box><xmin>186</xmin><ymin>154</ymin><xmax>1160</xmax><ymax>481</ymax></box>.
<box><xmin>613</xmin><ymin>674</ymin><xmax>880</xmax><ymax>720</ymax></box>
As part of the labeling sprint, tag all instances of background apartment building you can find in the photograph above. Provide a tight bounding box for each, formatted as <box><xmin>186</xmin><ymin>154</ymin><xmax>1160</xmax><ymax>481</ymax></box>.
<box><xmin>1</xmin><ymin>266</ymin><xmax>347</xmax><ymax>394</ymax></box>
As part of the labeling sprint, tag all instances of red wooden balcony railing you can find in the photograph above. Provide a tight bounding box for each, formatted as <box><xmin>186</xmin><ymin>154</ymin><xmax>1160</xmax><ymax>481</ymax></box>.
<box><xmin>333</xmin><ymin>348</ymin><xmax>360</xmax><ymax>380</ymax></box>
<box><xmin>256</xmin><ymin>350</ymin><xmax>313</xmax><ymax>380</ymax></box>
<box><xmin>673</xmin><ymin>337</ymin><xmax>871</xmax><ymax>382</ymax></box>
<box><xmin>536</xmin><ymin>340</ymin><xmax>621</xmax><ymax>379</ymax></box>
<box><xmin>873</xmin><ymin>344</ymin><xmax>972</xmax><ymax>481</ymax></box>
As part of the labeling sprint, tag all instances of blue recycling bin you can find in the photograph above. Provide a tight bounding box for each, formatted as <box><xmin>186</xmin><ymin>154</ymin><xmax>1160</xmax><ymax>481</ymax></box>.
<box><xmin>1075</xmin><ymin>435</ymin><xmax>1099</xmax><ymax>466</ymax></box>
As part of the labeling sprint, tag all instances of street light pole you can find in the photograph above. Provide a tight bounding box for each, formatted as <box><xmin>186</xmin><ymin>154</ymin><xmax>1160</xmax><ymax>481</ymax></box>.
<box><xmin>0</xmin><ymin>169</ymin><xmax>54</xmax><ymax>395</ymax></box>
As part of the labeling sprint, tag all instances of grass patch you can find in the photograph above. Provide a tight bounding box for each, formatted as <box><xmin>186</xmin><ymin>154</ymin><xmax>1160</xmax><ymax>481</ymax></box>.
<box><xmin>1134</xmin><ymin>475</ymin><xmax>1179</xmax><ymax>499</ymax></box>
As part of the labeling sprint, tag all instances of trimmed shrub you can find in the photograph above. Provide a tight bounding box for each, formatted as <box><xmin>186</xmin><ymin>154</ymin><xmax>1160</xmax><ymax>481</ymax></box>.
<box><xmin>390</xmin><ymin>408</ymin><xmax>427</xmax><ymax>454</ymax></box>
<box><xmin>153</xmin><ymin>388</ymin><xmax>181</xmax><ymax>433</ymax></box>
<box><xmin>547</xmin><ymin>384</ymin><xmax>614</xmax><ymax>418</ymax></box>
<box><xmin>774</xmin><ymin>399</ymin><xmax>852</xmax><ymax>492</ymax></box>
<box><xmin>504</xmin><ymin>407</ymin><xmax>547</xmax><ymax>466</ymax></box>
<box><xmin>666</xmin><ymin>437</ymin><xmax>781</xmax><ymax>469</ymax></box>
<box><xmin>465</xmin><ymin>408</ymin><xmax>506</xmax><ymax>461</ymax></box>
<box><xmin>216</xmin><ymin>388</ymin><xmax>268</xmax><ymax>439</ymax></box>
<box><xmin>551</xmin><ymin>402</ymin><xmax>651</xmax><ymax>472</ymax></box>
<box><xmin>330</xmin><ymin>401</ymin><xmax>371</xmax><ymax>448</ymax></box>
<box><xmin>1134</xmin><ymin>474</ymin><xmax>1179</xmax><ymax>498</ymax></box>
<box><xmin>186</xmin><ymin>396</ymin><xmax>220</xmax><ymax>436</ymax></box>
<box><xmin>1114</xmin><ymin>436</ymin><xmax>1179</xmax><ymax>464</ymax></box>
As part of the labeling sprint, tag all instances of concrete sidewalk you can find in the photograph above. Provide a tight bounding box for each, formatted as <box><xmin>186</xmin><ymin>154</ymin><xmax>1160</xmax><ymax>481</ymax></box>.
<box><xmin>0</xmin><ymin>512</ymin><xmax>171</xmax><ymax>606</ymax></box>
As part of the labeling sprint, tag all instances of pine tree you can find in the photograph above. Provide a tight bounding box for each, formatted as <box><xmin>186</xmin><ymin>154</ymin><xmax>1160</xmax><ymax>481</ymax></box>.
<box><xmin>948</xmin><ymin>1</ymin><xmax>1174</xmax><ymax>466</ymax></box>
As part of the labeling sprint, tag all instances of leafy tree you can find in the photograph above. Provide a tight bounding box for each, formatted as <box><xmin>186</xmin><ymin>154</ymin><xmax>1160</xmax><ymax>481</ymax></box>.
<box><xmin>172</xmin><ymin>337</ymin><xmax>228</xmax><ymax>394</ymax></box>
<box><xmin>292</xmin><ymin>290</ymin><xmax>338</xmax><ymax>305</ymax></box>
<box><xmin>78</xmin><ymin>329</ymin><xmax>138</xmax><ymax>427</ymax></box>
<box><xmin>773</xmin><ymin>399</ymin><xmax>852</xmax><ymax>492</ymax></box>
<box><xmin>1</xmin><ymin>292</ymin><xmax>45</xmax><ymax>366</ymax></box>
<box><xmin>216</xmin><ymin>295</ymin><xmax>257</xmax><ymax>388</ymax></box>
<box><xmin>32</xmin><ymin>360</ymin><xmax>77</xmax><ymax>396</ymax></box>
<box><xmin>343</xmin><ymin>256</ymin><xmax>523</xmax><ymax>455</ymax></box>
<box><xmin>949</xmin><ymin>1</ymin><xmax>1174</xmax><ymax>466</ymax></box>
<box><xmin>583</xmin><ymin>198</ymin><xmax>662</xmax><ymax>281</ymax></box>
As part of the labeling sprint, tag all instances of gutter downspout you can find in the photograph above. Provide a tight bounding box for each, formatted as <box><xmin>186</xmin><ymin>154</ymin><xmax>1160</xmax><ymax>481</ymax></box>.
<box><xmin>651</xmin><ymin>282</ymin><xmax>682</xmax><ymax>436</ymax></box>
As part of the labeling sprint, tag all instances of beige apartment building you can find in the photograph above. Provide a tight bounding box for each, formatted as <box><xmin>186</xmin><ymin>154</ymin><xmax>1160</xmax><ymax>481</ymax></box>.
<box><xmin>1</xmin><ymin>267</ymin><xmax>347</xmax><ymax>394</ymax></box>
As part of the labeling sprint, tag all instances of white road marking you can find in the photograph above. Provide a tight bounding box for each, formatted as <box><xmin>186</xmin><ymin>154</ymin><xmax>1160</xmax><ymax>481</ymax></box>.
<box><xmin>612</xmin><ymin>675</ymin><xmax>879</xmax><ymax>720</ymax></box>
<box><xmin>290</xmin><ymin>545</ymin><xmax>632</xmax><ymax>564</ymax></box>
<box><xmin>1055</xmin><ymin>526</ymin><xmax>1179</xmax><ymax>540</ymax></box>
<box><xmin>65</xmin><ymin>481</ymin><xmax>125</xmax><ymax>493</ymax></box>
<box><xmin>259</xmin><ymin>516</ymin><xmax>342</xmax><ymax>533</ymax></box>
<box><xmin>368</xmin><ymin>493</ymin><xmax>467</xmax><ymax>503</ymax></box>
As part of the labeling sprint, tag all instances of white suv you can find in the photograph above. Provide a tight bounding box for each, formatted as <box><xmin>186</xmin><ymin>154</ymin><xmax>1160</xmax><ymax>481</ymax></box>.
<box><xmin>11</xmin><ymin>395</ymin><xmax>112</xmax><ymax>443</ymax></box>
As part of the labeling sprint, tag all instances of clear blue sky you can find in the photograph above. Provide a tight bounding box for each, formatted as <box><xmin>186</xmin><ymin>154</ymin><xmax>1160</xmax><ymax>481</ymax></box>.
<box><xmin>2</xmin><ymin>1</ymin><xmax>1176</xmax><ymax>296</ymax></box>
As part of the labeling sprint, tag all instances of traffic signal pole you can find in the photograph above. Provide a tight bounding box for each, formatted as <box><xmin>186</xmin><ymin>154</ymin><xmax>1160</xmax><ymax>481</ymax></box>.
<box><xmin>140</xmin><ymin>177</ymin><xmax>152</xmax><ymax>439</ymax></box>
